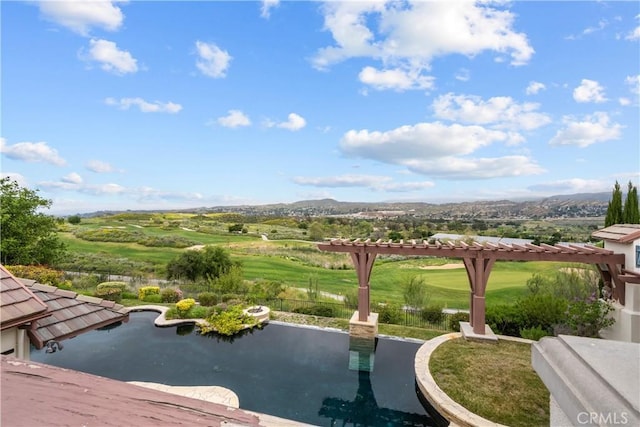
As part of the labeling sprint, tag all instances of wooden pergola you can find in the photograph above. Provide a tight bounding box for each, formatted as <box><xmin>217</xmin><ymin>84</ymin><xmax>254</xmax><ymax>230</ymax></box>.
<box><xmin>318</xmin><ymin>239</ymin><xmax>627</xmax><ymax>335</ymax></box>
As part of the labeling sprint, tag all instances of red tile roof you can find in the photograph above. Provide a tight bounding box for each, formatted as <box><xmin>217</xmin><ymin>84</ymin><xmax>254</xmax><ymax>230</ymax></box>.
<box><xmin>0</xmin><ymin>266</ymin><xmax>49</xmax><ymax>330</ymax></box>
<box><xmin>1</xmin><ymin>264</ymin><xmax>129</xmax><ymax>349</ymax></box>
<box><xmin>19</xmin><ymin>279</ymin><xmax>130</xmax><ymax>349</ymax></box>
<box><xmin>1</xmin><ymin>355</ymin><xmax>262</xmax><ymax>427</ymax></box>
<box><xmin>592</xmin><ymin>224</ymin><xmax>640</xmax><ymax>243</ymax></box>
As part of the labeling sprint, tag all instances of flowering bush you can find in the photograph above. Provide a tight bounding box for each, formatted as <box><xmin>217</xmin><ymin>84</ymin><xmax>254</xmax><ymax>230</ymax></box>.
<box><xmin>560</xmin><ymin>296</ymin><xmax>615</xmax><ymax>338</ymax></box>
<box><xmin>161</xmin><ymin>288</ymin><xmax>183</xmax><ymax>303</ymax></box>
<box><xmin>138</xmin><ymin>286</ymin><xmax>160</xmax><ymax>300</ymax></box>
<box><xmin>6</xmin><ymin>265</ymin><xmax>68</xmax><ymax>287</ymax></box>
<box><xmin>200</xmin><ymin>305</ymin><xmax>256</xmax><ymax>336</ymax></box>
<box><xmin>176</xmin><ymin>298</ymin><xmax>196</xmax><ymax>318</ymax></box>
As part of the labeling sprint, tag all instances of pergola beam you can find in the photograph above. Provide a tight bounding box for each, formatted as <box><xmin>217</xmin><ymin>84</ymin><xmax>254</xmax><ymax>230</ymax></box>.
<box><xmin>319</xmin><ymin>239</ymin><xmax>626</xmax><ymax>336</ymax></box>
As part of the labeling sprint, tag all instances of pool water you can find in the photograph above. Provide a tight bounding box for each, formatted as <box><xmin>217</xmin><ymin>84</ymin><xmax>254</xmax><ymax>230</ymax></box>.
<box><xmin>31</xmin><ymin>312</ymin><xmax>444</xmax><ymax>426</ymax></box>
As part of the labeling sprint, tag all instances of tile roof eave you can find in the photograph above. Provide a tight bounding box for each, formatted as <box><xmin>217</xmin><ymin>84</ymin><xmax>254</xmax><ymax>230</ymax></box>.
<box><xmin>0</xmin><ymin>310</ymin><xmax>51</xmax><ymax>332</ymax></box>
<box><xmin>27</xmin><ymin>312</ymin><xmax>130</xmax><ymax>350</ymax></box>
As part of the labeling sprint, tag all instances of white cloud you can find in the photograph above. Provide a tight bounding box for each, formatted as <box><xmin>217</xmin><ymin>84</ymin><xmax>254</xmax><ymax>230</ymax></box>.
<box><xmin>528</xmin><ymin>178</ymin><xmax>612</xmax><ymax>194</ymax></box>
<box><xmin>626</xmin><ymin>15</ymin><xmax>640</xmax><ymax>40</ymax></box>
<box><xmin>217</xmin><ymin>110</ymin><xmax>251</xmax><ymax>128</ymax></box>
<box><xmin>62</xmin><ymin>172</ymin><xmax>83</xmax><ymax>185</ymax></box>
<box><xmin>136</xmin><ymin>187</ymin><xmax>204</xmax><ymax>202</ymax></box>
<box><xmin>86</xmin><ymin>160</ymin><xmax>115</xmax><ymax>173</ymax></box>
<box><xmin>626</xmin><ymin>74</ymin><xmax>640</xmax><ymax>95</ymax></box>
<box><xmin>432</xmin><ymin>93</ymin><xmax>551</xmax><ymax>131</ymax></box>
<box><xmin>81</xmin><ymin>183</ymin><xmax>127</xmax><ymax>195</ymax></box>
<box><xmin>0</xmin><ymin>138</ymin><xmax>66</xmax><ymax>166</ymax></box>
<box><xmin>294</xmin><ymin>174</ymin><xmax>392</xmax><ymax>188</ymax></box>
<box><xmin>338</xmin><ymin>121</ymin><xmax>544</xmax><ymax>179</ymax></box>
<box><xmin>195</xmin><ymin>41</ymin><xmax>232</xmax><ymax>78</ymax></box>
<box><xmin>455</xmin><ymin>68</ymin><xmax>470</xmax><ymax>82</ymax></box>
<box><xmin>358</xmin><ymin>66</ymin><xmax>434</xmax><ymax>91</ymax></box>
<box><xmin>271</xmin><ymin>113</ymin><xmax>306</xmax><ymax>131</ymax></box>
<box><xmin>403</xmin><ymin>155</ymin><xmax>544</xmax><ymax>179</ymax></box>
<box><xmin>37</xmin><ymin>0</ymin><xmax>125</xmax><ymax>36</ymax></box>
<box><xmin>261</xmin><ymin>0</ymin><xmax>280</xmax><ymax>19</ymax></box>
<box><xmin>105</xmin><ymin>97</ymin><xmax>182</xmax><ymax>113</ymax></box>
<box><xmin>573</xmin><ymin>79</ymin><xmax>607</xmax><ymax>103</ymax></box>
<box><xmin>82</xmin><ymin>38</ymin><xmax>138</xmax><ymax>75</ymax></box>
<box><xmin>582</xmin><ymin>19</ymin><xmax>608</xmax><ymax>36</ymax></box>
<box><xmin>312</xmin><ymin>1</ymin><xmax>534</xmax><ymax>79</ymax></box>
<box><xmin>525</xmin><ymin>81</ymin><xmax>546</xmax><ymax>95</ymax></box>
<box><xmin>549</xmin><ymin>112</ymin><xmax>622</xmax><ymax>147</ymax></box>
<box><xmin>292</xmin><ymin>174</ymin><xmax>435</xmax><ymax>192</ymax></box>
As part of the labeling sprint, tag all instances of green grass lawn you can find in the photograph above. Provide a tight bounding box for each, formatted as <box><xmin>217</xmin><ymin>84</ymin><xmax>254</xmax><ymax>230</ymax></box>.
<box><xmin>429</xmin><ymin>338</ymin><xmax>549</xmax><ymax>427</ymax></box>
<box><xmin>58</xmin><ymin>220</ymin><xmax>582</xmax><ymax>310</ymax></box>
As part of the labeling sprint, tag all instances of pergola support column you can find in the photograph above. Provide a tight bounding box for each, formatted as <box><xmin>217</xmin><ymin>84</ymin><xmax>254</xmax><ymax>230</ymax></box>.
<box><xmin>349</xmin><ymin>250</ymin><xmax>378</xmax><ymax>343</ymax></box>
<box><xmin>462</xmin><ymin>255</ymin><xmax>497</xmax><ymax>340</ymax></box>
<box><xmin>351</xmin><ymin>250</ymin><xmax>376</xmax><ymax>322</ymax></box>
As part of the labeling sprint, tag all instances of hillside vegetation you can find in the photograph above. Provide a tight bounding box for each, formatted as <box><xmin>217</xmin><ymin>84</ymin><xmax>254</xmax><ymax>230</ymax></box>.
<box><xmin>53</xmin><ymin>212</ymin><xmax>599</xmax><ymax>309</ymax></box>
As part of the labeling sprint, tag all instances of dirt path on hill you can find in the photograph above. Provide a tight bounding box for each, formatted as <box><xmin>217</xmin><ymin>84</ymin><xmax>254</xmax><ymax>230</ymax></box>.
<box><xmin>418</xmin><ymin>263</ymin><xmax>464</xmax><ymax>270</ymax></box>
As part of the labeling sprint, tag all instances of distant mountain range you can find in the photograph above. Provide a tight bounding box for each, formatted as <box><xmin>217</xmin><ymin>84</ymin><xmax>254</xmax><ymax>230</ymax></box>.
<box><xmin>85</xmin><ymin>192</ymin><xmax>612</xmax><ymax>220</ymax></box>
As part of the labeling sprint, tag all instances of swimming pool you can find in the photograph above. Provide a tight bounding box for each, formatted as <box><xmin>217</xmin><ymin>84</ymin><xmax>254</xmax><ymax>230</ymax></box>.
<box><xmin>31</xmin><ymin>312</ymin><xmax>445</xmax><ymax>426</ymax></box>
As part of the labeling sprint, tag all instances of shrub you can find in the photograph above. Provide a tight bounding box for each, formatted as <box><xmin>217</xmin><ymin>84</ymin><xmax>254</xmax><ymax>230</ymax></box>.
<box><xmin>516</xmin><ymin>293</ymin><xmax>567</xmax><ymax>334</ymax></box>
<box><xmin>293</xmin><ymin>305</ymin><xmax>335</xmax><ymax>317</ymax></box>
<box><xmin>200</xmin><ymin>305</ymin><xmax>256</xmax><ymax>336</ymax></box>
<box><xmin>220</xmin><ymin>293</ymin><xmax>241</xmax><ymax>302</ymax></box>
<box><xmin>190</xmin><ymin>305</ymin><xmax>211</xmax><ymax>319</ymax></box>
<box><xmin>215</xmin><ymin>265</ymin><xmax>247</xmax><ymax>294</ymax></box>
<box><xmin>403</xmin><ymin>276</ymin><xmax>429</xmax><ymax>310</ymax></box>
<box><xmin>176</xmin><ymin>298</ymin><xmax>196</xmax><ymax>318</ymax></box>
<box><xmin>561</xmin><ymin>297</ymin><xmax>615</xmax><ymax>338</ymax></box>
<box><xmin>520</xmin><ymin>326</ymin><xmax>550</xmax><ymax>341</ymax></box>
<box><xmin>486</xmin><ymin>304</ymin><xmax>524</xmax><ymax>337</ymax></box>
<box><xmin>449</xmin><ymin>312</ymin><xmax>470</xmax><ymax>331</ymax></box>
<box><xmin>161</xmin><ymin>288</ymin><xmax>183</xmax><ymax>303</ymax></box>
<box><xmin>122</xmin><ymin>291</ymin><xmax>137</xmax><ymax>300</ymax></box>
<box><xmin>67</xmin><ymin>215</ymin><xmax>81</xmax><ymax>225</ymax></box>
<box><xmin>143</xmin><ymin>294</ymin><xmax>162</xmax><ymax>303</ymax></box>
<box><xmin>6</xmin><ymin>265</ymin><xmax>66</xmax><ymax>287</ymax></box>
<box><xmin>421</xmin><ymin>305</ymin><xmax>445</xmax><ymax>324</ymax></box>
<box><xmin>97</xmin><ymin>281</ymin><xmax>127</xmax><ymax>291</ymax></box>
<box><xmin>377</xmin><ymin>304</ymin><xmax>403</xmax><ymax>325</ymax></box>
<box><xmin>343</xmin><ymin>289</ymin><xmax>358</xmax><ymax>310</ymax></box>
<box><xmin>95</xmin><ymin>281</ymin><xmax>127</xmax><ymax>302</ymax></box>
<box><xmin>197</xmin><ymin>292</ymin><xmax>218</xmax><ymax>306</ymax></box>
<box><xmin>71</xmin><ymin>274</ymin><xmax>100</xmax><ymax>291</ymax></box>
<box><xmin>138</xmin><ymin>286</ymin><xmax>160</xmax><ymax>300</ymax></box>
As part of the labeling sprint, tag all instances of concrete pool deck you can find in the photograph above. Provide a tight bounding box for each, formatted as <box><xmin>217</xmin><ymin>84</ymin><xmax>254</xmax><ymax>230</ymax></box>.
<box><xmin>123</xmin><ymin>304</ymin><xmax>206</xmax><ymax>326</ymax></box>
<box><xmin>124</xmin><ymin>304</ymin><xmax>271</xmax><ymax>327</ymax></box>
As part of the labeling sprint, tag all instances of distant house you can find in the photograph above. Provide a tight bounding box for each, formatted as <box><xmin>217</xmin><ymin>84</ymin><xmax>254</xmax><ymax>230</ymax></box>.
<box><xmin>0</xmin><ymin>264</ymin><xmax>129</xmax><ymax>359</ymax></box>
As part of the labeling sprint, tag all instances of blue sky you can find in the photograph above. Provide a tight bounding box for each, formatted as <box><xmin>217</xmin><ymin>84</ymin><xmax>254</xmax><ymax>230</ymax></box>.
<box><xmin>2</xmin><ymin>1</ymin><xmax>639</xmax><ymax>215</ymax></box>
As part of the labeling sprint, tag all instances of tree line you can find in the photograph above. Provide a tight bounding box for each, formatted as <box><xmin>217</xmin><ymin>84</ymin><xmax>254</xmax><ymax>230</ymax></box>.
<box><xmin>605</xmin><ymin>181</ymin><xmax>640</xmax><ymax>226</ymax></box>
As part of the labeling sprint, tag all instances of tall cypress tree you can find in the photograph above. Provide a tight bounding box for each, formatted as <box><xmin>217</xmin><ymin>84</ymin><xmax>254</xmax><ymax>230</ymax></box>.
<box><xmin>605</xmin><ymin>181</ymin><xmax>623</xmax><ymax>226</ymax></box>
<box><xmin>623</xmin><ymin>180</ymin><xmax>640</xmax><ymax>224</ymax></box>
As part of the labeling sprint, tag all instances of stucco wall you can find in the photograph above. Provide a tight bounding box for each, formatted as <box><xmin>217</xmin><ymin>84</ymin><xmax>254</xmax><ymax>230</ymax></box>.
<box><xmin>0</xmin><ymin>327</ymin><xmax>29</xmax><ymax>360</ymax></box>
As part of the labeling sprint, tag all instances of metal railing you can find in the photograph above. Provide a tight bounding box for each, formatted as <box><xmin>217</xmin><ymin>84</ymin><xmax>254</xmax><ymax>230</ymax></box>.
<box><xmin>255</xmin><ymin>298</ymin><xmax>460</xmax><ymax>331</ymax></box>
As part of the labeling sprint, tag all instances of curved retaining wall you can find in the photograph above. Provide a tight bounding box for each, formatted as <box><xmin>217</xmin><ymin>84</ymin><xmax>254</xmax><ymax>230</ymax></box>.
<box><xmin>415</xmin><ymin>333</ymin><xmax>534</xmax><ymax>427</ymax></box>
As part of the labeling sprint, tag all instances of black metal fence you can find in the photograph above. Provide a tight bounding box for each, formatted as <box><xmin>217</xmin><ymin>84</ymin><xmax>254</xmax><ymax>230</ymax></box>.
<box><xmin>254</xmin><ymin>298</ymin><xmax>461</xmax><ymax>331</ymax></box>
